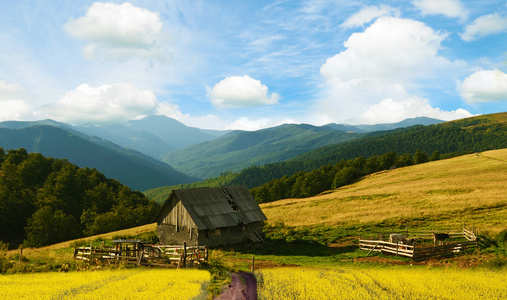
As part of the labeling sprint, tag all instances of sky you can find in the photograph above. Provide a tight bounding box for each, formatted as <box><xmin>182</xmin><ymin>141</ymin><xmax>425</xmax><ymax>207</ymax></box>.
<box><xmin>0</xmin><ymin>0</ymin><xmax>506</xmax><ymax>130</ymax></box>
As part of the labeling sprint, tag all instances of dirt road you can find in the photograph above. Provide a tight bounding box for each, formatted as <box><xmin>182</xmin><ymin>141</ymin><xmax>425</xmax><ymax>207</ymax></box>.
<box><xmin>217</xmin><ymin>272</ymin><xmax>257</xmax><ymax>300</ymax></box>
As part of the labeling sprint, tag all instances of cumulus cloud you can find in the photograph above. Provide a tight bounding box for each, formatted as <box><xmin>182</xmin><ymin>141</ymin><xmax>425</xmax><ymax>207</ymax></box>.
<box><xmin>43</xmin><ymin>83</ymin><xmax>158</xmax><ymax>125</ymax></box>
<box><xmin>321</xmin><ymin>17</ymin><xmax>448</xmax><ymax>83</ymax></box>
<box><xmin>460</xmin><ymin>69</ymin><xmax>507</xmax><ymax>103</ymax></box>
<box><xmin>461</xmin><ymin>13</ymin><xmax>507</xmax><ymax>41</ymax></box>
<box><xmin>317</xmin><ymin>16</ymin><xmax>468</xmax><ymax>124</ymax></box>
<box><xmin>210</xmin><ymin>75</ymin><xmax>280</xmax><ymax>109</ymax></box>
<box><xmin>340</xmin><ymin>5</ymin><xmax>400</xmax><ymax>29</ymax></box>
<box><xmin>64</xmin><ymin>2</ymin><xmax>167</xmax><ymax>61</ymax></box>
<box><xmin>412</xmin><ymin>0</ymin><xmax>468</xmax><ymax>20</ymax></box>
<box><xmin>0</xmin><ymin>81</ymin><xmax>34</xmax><ymax>121</ymax></box>
<box><xmin>360</xmin><ymin>98</ymin><xmax>473</xmax><ymax>124</ymax></box>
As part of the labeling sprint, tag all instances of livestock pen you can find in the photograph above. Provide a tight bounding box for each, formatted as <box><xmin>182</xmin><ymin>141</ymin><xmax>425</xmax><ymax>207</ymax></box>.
<box><xmin>359</xmin><ymin>224</ymin><xmax>478</xmax><ymax>260</ymax></box>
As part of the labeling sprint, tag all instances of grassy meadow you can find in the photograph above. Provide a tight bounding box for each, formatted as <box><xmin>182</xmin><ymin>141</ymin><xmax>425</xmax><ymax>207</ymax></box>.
<box><xmin>261</xmin><ymin>149</ymin><xmax>507</xmax><ymax>235</ymax></box>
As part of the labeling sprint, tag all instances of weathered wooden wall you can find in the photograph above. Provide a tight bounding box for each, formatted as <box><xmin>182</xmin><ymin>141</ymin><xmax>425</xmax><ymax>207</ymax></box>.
<box><xmin>157</xmin><ymin>198</ymin><xmax>197</xmax><ymax>231</ymax></box>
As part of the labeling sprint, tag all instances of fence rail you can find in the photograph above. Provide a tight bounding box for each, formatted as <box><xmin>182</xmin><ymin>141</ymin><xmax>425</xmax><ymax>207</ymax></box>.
<box><xmin>359</xmin><ymin>226</ymin><xmax>478</xmax><ymax>260</ymax></box>
<box><xmin>74</xmin><ymin>242</ymin><xmax>208</xmax><ymax>268</ymax></box>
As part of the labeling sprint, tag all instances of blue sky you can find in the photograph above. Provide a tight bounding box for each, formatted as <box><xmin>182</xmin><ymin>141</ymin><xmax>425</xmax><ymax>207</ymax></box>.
<box><xmin>0</xmin><ymin>0</ymin><xmax>506</xmax><ymax>130</ymax></box>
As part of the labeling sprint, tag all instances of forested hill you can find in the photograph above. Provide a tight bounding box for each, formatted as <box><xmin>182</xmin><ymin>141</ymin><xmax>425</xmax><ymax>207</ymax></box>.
<box><xmin>145</xmin><ymin>112</ymin><xmax>507</xmax><ymax>202</ymax></box>
<box><xmin>161</xmin><ymin>123</ymin><xmax>363</xmax><ymax>179</ymax></box>
<box><xmin>233</xmin><ymin>112</ymin><xmax>507</xmax><ymax>188</ymax></box>
<box><xmin>0</xmin><ymin>149</ymin><xmax>159</xmax><ymax>248</ymax></box>
<box><xmin>0</xmin><ymin>125</ymin><xmax>196</xmax><ymax>190</ymax></box>
<box><xmin>291</xmin><ymin>112</ymin><xmax>507</xmax><ymax>167</ymax></box>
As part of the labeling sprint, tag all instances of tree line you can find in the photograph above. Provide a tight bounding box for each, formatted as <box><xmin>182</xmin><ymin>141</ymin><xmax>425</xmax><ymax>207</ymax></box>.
<box><xmin>0</xmin><ymin>148</ymin><xmax>159</xmax><ymax>248</ymax></box>
<box><xmin>250</xmin><ymin>149</ymin><xmax>448</xmax><ymax>204</ymax></box>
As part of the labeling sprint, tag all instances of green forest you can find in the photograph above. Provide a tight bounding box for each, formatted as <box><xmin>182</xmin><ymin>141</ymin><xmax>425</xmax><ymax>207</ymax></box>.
<box><xmin>0</xmin><ymin>148</ymin><xmax>159</xmax><ymax>248</ymax></box>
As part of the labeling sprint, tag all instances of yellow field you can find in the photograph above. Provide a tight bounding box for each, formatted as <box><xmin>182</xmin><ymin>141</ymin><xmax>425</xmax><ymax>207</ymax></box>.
<box><xmin>261</xmin><ymin>149</ymin><xmax>507</xmax><ymax>234</ymax></box>
<box><xmin>257</xmin><ymin>267</ymin><xmax>507</xmax><ymax>300</ymax></box>
<box><xmin>0</xmin><ymin>268</ymin><xmax>210</xmax><ymax>300</ymax></box>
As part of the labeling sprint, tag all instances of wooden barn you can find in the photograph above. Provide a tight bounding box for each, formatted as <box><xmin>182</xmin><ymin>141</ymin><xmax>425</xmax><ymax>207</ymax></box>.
<box><xmin>155</xmin><ymin>186</ymin><xmax>267</xmax><ymax>247</ymax></box>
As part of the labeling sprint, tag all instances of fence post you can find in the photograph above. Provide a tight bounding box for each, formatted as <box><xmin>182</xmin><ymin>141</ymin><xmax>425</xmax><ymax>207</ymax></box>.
<box><xmin>183</xmin><ymin>241</ymin><xmax>187</xmax><ymax>268</ymax></box>
<box><xmin>251</xmin><ymin>256</ymin><xmax>255</xmax><ymax>272</ymax></box>
<box><xmin>18</xmin><ymin>246</ymin><xmax>23</xmax><ymax>264</ymax></box>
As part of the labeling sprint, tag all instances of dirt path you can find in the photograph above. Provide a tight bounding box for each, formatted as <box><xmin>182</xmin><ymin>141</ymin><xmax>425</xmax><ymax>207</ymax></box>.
<box><xmin>216</xmin><ymin>272</ymin><xmax>257</xmax><ymax>300</ymax></box>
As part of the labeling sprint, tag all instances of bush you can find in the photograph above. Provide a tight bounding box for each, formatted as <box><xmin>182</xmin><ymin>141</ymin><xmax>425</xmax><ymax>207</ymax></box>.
<box><xmin>496</xmin><ymin>229</ymin><xmax>507</xmax><ymax>254</ymax></box>
<box><xmin>0</xmin><ymin>242</ymin><xmax>12</xmax><ymax>274</ymax></box>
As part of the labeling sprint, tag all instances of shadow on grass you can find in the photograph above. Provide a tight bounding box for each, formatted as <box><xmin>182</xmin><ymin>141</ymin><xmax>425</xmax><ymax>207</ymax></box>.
<box><xmin>225</xmin><ymin>239</ymin><xmax>358</xmax><ymax>259</ymax></box>
<box><xmin>216</xmin><ymin>223</ymin><xmax>364</xmax><ymax>261</ymax></box>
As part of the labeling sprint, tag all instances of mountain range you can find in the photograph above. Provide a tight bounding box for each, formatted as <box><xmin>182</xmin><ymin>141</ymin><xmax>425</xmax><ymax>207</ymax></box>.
<box><xmin>75</xmin><ymin>115</ymin><xmax>229</xmax><ymax>159</ymax></box>
<box><xmin>161</xmin><ymin>117</ymin><xmax>444</xmax><ymax>178</ymax></box>
<box><xmin>0</xmin><ymin>115</ymin><xmax>445</xmax><ymax>191</ymax></box>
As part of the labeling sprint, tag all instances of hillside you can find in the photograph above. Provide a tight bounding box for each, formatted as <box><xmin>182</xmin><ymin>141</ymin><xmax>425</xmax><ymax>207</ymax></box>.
<box><xmin>260</xmin><ymin>148</ymin><xmax>507</xmax><ymax>235</ymax></box>
<box><xmin>161</xmin><ymin>124</ymin><xmax>364</xmax><ymax>179</ymax></box>
<box><xmin>0</xmin><ymin>125</ymin><xmax>195</xmax><ymax>190</ymax></box>
<box><xmin>292</xmin><ymin>112</ymin><xmax>507</xmax><ymax>167</ymax></box>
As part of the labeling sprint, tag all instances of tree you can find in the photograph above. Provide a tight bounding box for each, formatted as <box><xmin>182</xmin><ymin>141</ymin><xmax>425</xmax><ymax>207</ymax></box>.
<box><xmin>364</xmin><ymin>156</ymin><xmax>381</xmax><ymax>174</ymax></box>
<box><xmin>395</xmin><ymin>153</ymin><xmax>414</xmax><ymax>167</ymax></box>
<box><xmin>414</xmin><ymin>149</ymin><xmax>428</xmax><ymax>164</ymax></box>
<box><xmin>332</xmin><ymin>166</ymin><xmax>362</xmax><ymax>188</ymax></box>
<box><xmin>24</xmin><ymin>206</ymin><xmax>80</xmax><ymax>247</ymax></box>
<box><xmin>380</xmin><ymin>151</ymin><xmax>397</xmax><ymax>170</ymax></box>
<box><xmin>429</xmin><ymin>150</ymin><xmax>440</xmax><ymax>161</ymax></box>
<box><xmin>269</xmin><ymin>179</ymin><xmax>286</xmax><ymax>201</ymax></box>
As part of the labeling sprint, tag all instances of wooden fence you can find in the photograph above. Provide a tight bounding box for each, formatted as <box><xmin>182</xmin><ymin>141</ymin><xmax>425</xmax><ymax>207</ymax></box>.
<box><xmin>359</xmin><ymin>226</ymin><xmax>478</xmax><ymax>261</ymax></box>
<box><xmin>74</xmin><ymin>241</ymin><xmax>208</xmax><ymax>268</ymax></box>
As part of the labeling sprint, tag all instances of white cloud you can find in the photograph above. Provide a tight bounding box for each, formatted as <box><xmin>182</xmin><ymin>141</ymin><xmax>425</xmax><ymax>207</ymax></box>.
<box><xmin>210</xmin><ymin>75</ymin><xmax>280</xmax><ymax>109</ymax></box>
<box><xmin>460</xmin><ymin>69</ymin><xmax>507</xmax><ymax>103</ymax></box>
<box><xmin>43</xmin><ymin>83</ymin><xmax>158</xmax><ymax>125</ymax></box>
<box><xmin>461</xmin><ymin>13</ymin><xmax>507</xmax><ymax>41</ymax></box>
<box><xmin>0</xmin><ymin>100</ymin><xmax>33</xmax><ymax>122</ymax></box>
<box><xmin>321</xmin><ymin>17</ymin><xmax>448</xmax><ymax>83</ymax></box>
<box><xmin>156</xmin><ymin>101</ymin><xmax>227</xmax><ymax>130</ymax></box>
<box><xmin>412</xmin><ymin>0</ymin><xmax>468</xmax><ymax>21</ymax></box>
<box><xmin>0</xmin><ymin>81</ymin><xmax>34</xmax><ymax>121</ymax></box>
<box><xmin>360</xmin><ymin>98</ymin><xmax>473</xmax><ymax>124</ymax></box>
<box><xmin>317</xmin><ymin>16</ymin><xmax>466</xmax><ymax>124</ymax></box>
<box><xmin>340</xmin><ymin>5</ymin><xmax>400</xmax><ymax>29</ymax></box>
<box><xmin>224</xmin><ymin>116</ymin><xmax>296</xmax><ymax>131</ymax></box>
<box><xmin>64</xmin><ymin>2</ymin><xmax>167</xmax><ymax>61</ymax></box>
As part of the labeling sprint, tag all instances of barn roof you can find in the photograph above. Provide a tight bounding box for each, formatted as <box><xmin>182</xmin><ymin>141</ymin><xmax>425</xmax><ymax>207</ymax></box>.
<box><xmin>157</xmin><ymin>185</ymin><xmax>267</xmax><ymax>230</ymax></box>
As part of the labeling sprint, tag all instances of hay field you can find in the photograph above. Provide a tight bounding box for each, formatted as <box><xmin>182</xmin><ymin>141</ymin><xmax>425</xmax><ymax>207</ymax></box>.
<box><xmin>261</xmin><ymin>149</ymin><xmax>507</xmax><ymax>234</ymax></box>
